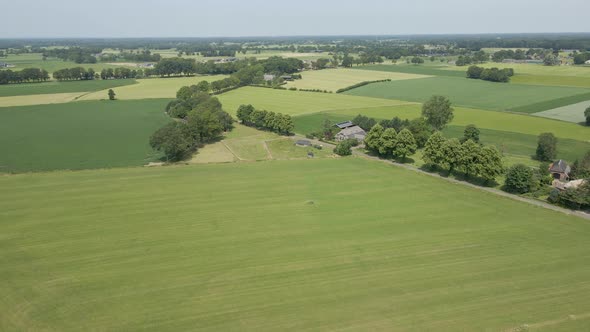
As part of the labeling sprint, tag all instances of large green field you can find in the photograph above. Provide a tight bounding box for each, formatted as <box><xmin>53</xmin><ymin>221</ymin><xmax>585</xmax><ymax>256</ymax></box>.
<box><xmin>343</xmin><ymin>76</ymin><xmax>590</xmax><ymax>112</ymax></box>
<box><xmin>218</xmin><ymin>87</ymin><xmax>412</xmax><ymax>116</ymax></box>
<box><xmin>0</xmin><ymin>79</ymin><xmax>137</xmax><ymax>97</ymax></box>
<box><xmin>1</xmin><ymin>53</ymin><xmax>137</xmax><ymax>74</ymax></box>
<box><xmin>2</xmin><ymin>158</ymin><xmax>590</xmax><ymax>331</ymax></box>
<box><xmin>0</xmin><ymin>99</ymin><xmax>170</xmax><ymax>173</ymax></box>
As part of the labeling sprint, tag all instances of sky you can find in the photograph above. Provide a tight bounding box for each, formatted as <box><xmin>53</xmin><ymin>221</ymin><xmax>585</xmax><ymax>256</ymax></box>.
<box><xmin>2</xmin><ymin>0</ymin><xmax>589</xmax><ymax>38</ymax></box>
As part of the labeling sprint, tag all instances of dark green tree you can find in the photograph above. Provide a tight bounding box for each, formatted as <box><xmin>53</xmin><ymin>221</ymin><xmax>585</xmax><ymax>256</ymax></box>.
<box><xmin>108</xmin><ymin>89</ymin><xmax>116</xmax><ymax>100</ymax></box>
<box><xmin>421</xmin><ymin>95</ymin><xmax>454</xmax><ymax>130</ymax></box>
<box><xmin>462</xmin><ymin>124</ymin><xmax>480</xmax><ymax>143</ymax></box>
<box><xmin>536</xmin><ymin>133</ymin><xmax>557</xmax><ymax>161</ymax></box>
<box><xmin>149</xmin><ymin>122</ymin><xmax>192</xmax><ymax>161</ymax></box>
<box><xmin>394</xmin><ymin>129</ymin><xmax>417</xmax><ymax>162</ymax></box>
<box><xmin>504</xmin><ymin>164</ymin><xmax>535</xmax><ymax>194</ymax></box>
<box><xmin>333</xmin><ymin>140</ymin><xmax>353</xmax><ymax>156</ymax></box>
<box><xmin>422</xmin><ymin>132</ymin><xmax>447</xmax><ymax>169</ymax></box>
<box><xmin>585</xmin><ymin>106</ymin><xmax>590</xmax><ymax>126</ymax></box>
<box><xmin>364</xmin><ymin>124</ymin><xmax>384</xmax><ymax>154</ymax></box>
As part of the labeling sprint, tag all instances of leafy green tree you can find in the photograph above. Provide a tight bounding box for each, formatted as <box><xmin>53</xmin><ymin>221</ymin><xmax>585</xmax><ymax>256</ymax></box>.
<box><xmin>421</xmin><ymin>95</ymin><xmax>454</xmax><ymax>130</ymax></box>
<box><xmin>352</xmin><ymin>114</ymin><xmax>377</xmax><ymax>131</ymax></box>
<box><xmin>504</xmin><ymin>164</ymin><xmax>535</xmax><ymax>194</ymax></box>
<box><xmin>570</xmin><ymin>150</ymin><xmax>590</xmax><ymax>179</ymax></box>
<box><xmin>176</xmin><ymin>86</ymin><xmax>192</xmax><ymax>100</ymax></box>
<box><xmin>536</xmin><ymin>132</ymin><xmax>557</xmax><ymax>161</ymax></box>
<box><xmin>378</xmin><ymin>128</ymin><xmax>398</xmax><ymax>157</ymax></box>
<box><xmin>149</xmin><ymin>122</ymin><xmax>192</xmax><ymax>161</ymax></box>
<box><xmin>333</xmin><ymin>140</ymin><xmax>353</xmax><ymax>156</ymax></box>
<box><xmin>195</xmin><ymin>80</ymin><xmax>210</xmax><ymax>93</ymax></box>
<box><xmin>411</xmin><ymin>56</ymin><xmax>424</xmax><ymax>64</ymax></box>
<box><xmin>186</xmin><ymin>108</ymin><xmax>225</xmax><ymax>143</ymax></box>
<box><xmin>462</xmin><ymin>124</ymin><xmax>480</xmax><ymax>143</ymax></box>
<box><xmin>341</xmin><ymin>54</ymin><xmax>354</xmax><ymax>68</ymax></box>
<box><xmin>442</xmin><ymin>138</ymin><xmax>462</xmax><ymax>173</ymax></box>
<box><xmin>321</xmin><ymin>119</ymin><xmax>335</xmax><ymax>140</ymax></box>
<box><xmin>394</xmin><ymin>129</ymin><xmax>417</xmax><ymax>162</ymax></box>
<box><xmin>236</xmin><ymin>104</ymin><xmax>255</xmax><ymax>125</ymax></box>
<box><xmin>364</xmin><ymin>124</ymin><xmax>384</xmax><ymax>154</ymax></box>
<box><xmin>422</xmin><ymin>132</ymin><xmax>447</xmax><ymax>169</ymax></box>
<box><xmin>407</xmin><ymin>118</ymin><xmax>433</xmax><ymax>148</ymax></box>
<box><xmin>466</xmin><ymin>65</ymin><xmax>483</xmax><ymax>79</ymax></box>
<box><xmin>459</xmin><ymin>139</ymin><xmax>482</xmax><ymax>178</ymax></box>
<box><xmin>108</xmin><ymin>89</ymin><xmax>116</xmax><ymax>100</ymax></box>
<box><xmin>478</xmin><ymin>145</ymin><xmax>504</xmax><ymax>183</ymax></box>
<box><xmin>585</xmin><ymin>106</ymin><xmax>590</xmax><ymax>126</ymax></box>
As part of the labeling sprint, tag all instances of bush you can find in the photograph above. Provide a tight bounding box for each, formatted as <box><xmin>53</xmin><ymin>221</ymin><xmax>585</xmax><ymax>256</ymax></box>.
<box><xmin>505</xmin><ymin>164</ymin><xmax>535</xmax><ymax>194</ymax></box>
<box><xmin>333</xmin><ymin>140</ymin><xmax>354</xmax><ymax>156</ymax></box>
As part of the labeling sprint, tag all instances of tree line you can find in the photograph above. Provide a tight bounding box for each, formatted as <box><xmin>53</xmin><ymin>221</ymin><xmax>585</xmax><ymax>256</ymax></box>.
<box><xmin>236</xmin><ymin>104</ymin><xmax>294</xmax><ymax>135</ymax></box>
<box><xmin>150</xmin><ymin>87</ymin><xmax>234</xmax><ymax>161</ymax></box>
<box><xmin>43</xmin><ymin>47</ymin><xmax>101</xmax><ymax>64</ymax></box>
<box><xmin>0</xmin><ymin>68</ymin><xmax>49</xmax><ymax>84</ymax></box>
<box><xmin>53</xmin><ymin>67</ymin><xmax>98</xmax><ymax>81</ymax></box>
<box><xmin>466</xmin><ymin>66</ymin><xmax>514</xmax><ymax>83</ymax></box>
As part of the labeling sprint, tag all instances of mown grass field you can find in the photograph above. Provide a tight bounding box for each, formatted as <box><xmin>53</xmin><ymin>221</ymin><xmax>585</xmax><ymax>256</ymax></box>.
<box><xmin>355</xmin><ymin>64</ymin><xmax>466</xmax><ymax>77</ymax></box>
<box><xmin>0</xmin><ymin>79</ymin><xmax>137</xmax><ymax>97</ymax></box>
<box><xmin>0</xmin><ymin>99</ymin><xmax>170</xmax><ymax>173</ymax></box>
<box><xmin>284</xmin><ymin>68</ymin><xmax>429</xmax><ymax>92</ymax></box>
<box><xmin>2</xmin><ymin>158</ymin><xmax>590</xmax><ymax>331</ymax></box>
<box><xmin>80</xmin><ymin>76</ymin><xmax>228</xmax><ymax>101</ymax></box>
<box><xmin>218</xmin><ymin>87</ymin><xmax>412</xmax><ymax>116</ymax></box>
<box><xmin>533</xmin><ymin>100</ymin><xmax>590</xmax><ymax>123</ymax></box>
<box><xmin>343</xmin><ymin>76</ymin><xmax>590</xmax><ymax>112</ymax></box>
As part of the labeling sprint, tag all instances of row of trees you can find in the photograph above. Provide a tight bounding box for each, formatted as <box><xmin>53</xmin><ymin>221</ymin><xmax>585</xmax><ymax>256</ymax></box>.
<box><xmin>53</xmin><ymin>67</ymin><xmax>98</xmax><ymax>81</ymax></box>
<box><xmin>0</xmin><ymin>68</ymin><xmax>49</xmax><ymax>84</ymax></box>
<box><xmin>364</xmin><ymin>126</ymin><xmax>418</xmax><ymax>161</ymax></box>
<box><xmin>236</xmin><ymin>104</ymin><xmax>294</xmax><ymax>135</ymax></box>
<box><xmin>573</xmin><ymin>52</ymin><xmax>590</xmax><ymax>65</ymax></box>
<box><xmin>43</xmin><ymin>47</ymin><xmax>101</xmax><ymax>64</ymax></box>
<box><xmin>150</xmin><ymin>88</ymin><xmax>234</xmax><ymax>161</ymax></box>
<box><xmin>466</xmin><ymin>66</ymin><xmax>514</xmax><ymax>83</ymax></box>
<box><xmin>100</xmin><ymin>68</ymin><xmax>143</xmax><ymax>80</ymax></box>
<box><xmin>455</xmin><ymin>51</ymin><xmax>489</xmax><ymax>66</ymax></box>
<box><xmin>422</xmin><ymin>132</ymin><xmax>504</xmax><ymax>183</ymax></box>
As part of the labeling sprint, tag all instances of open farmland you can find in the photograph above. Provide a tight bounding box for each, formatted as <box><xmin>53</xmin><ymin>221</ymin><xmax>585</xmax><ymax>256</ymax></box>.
<box><xmin>533</xmin><ymin>100</ymin><xmax>590</xmax><ymax>123</ymax></box>
<box><xmin>343</xmin><ymin>76</ymin><xmax>590</xmax><ymax>112</ymax></box>
<box><xmin>0</xmin><ymin>99</ymin><xmax>170</xmax><ymax>173</ymax></box>
<box><xmin>1</xmin><ymin>53</ymin><xmax>138</xmax><ymax>74</ymax></box>
<box><xmin>292</xmin><ymin>104</ymin><xmax>590</xmax><ymax>142</ymax></box>
<box><xmin>284</xmin><ymin>68</ymin><xmax>429</xmax><ymax>92</ymax></box>
<box><xmin>218</xmin><ymin>87</ymin><xmax>413</xmax><ymax>116</ymax></box>
<box><xmin>2</xmin><ymin>158</ymin><xmax>590</xmax><ymax>331</ymax></box>
<box><xmin>0</xmin><ymin>79</ymin><xmax>137</xmax><ymax>97</ymax></box>
<box><xmin>79</xmin><ymin>76</ymin><xmax>228</xmax><ymax>100</ymax></box>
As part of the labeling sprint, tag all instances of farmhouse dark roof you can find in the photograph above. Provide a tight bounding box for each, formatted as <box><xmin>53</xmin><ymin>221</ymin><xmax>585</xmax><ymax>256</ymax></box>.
<box><xmin>335</xmin><ymin>121</ymin><xmax>354</xmax><ymax>129</ymax></box>
<box><xmin>549</xmin><ymin>160</ymin><xmax>571</xmax><ymax>174</ymax></box>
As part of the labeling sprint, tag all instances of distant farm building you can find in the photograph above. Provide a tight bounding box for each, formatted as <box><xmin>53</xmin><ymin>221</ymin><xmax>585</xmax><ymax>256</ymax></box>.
<box><xmin>336</xmin><ymin>125</ymin><xmax>367</xmax><ymax>142</ymax></box>
<box><xmin>502</xmin><ymin>59</ymin><xmax>543</xmax><ymax>64</ymax></box>
<box><xmin>281</xmin><ymin>75</ymin><xmax>294</xmax><ymax>81</ymax></box>
<box><xmin>296</xmin><ymin>139</ymin><xmax>312</xmax><ymax>147</ymax></box>
<box><xmin>264</xmin><ymin>74</ymin><xmax>276</xmax><ymax>81</ymax></box>
<box><xmin>335</xmin><ymin>121</ymin><xmax>355</xmax><ymax>129</ymax></box>
<box><xmin>585</xmin><ymin>60</ymin><xmax>590</xmax><ymax>65</ymax></box>
<box><xmin>549</xmin><ymin>160</ymin><xmax>571</xmax><ymax>181</ymax></box>
<box><xmin>0</xmin><ymin>62</ymin><xmax>14</xmax><ymax>68</ymax></box>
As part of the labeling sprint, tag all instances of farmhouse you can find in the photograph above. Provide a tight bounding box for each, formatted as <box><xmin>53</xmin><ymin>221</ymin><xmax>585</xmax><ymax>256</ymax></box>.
<box><xmin>0</xmin><ymin>62</ymin><xmax>14</xmax><ymax>68</ymax></box>
<box><xmin>264</xmin><ymin>74</ymin><xmax>276</xmax><ymax>81</ymax></box>
<box><xmin>549</xmin><ymin>159</ymin><xmax>571</xmax><ymax>181</ymax></box>
<box><xmin>586</xmin><ymin>60</ymin><xmax>590</xmax><ymax>65</ymax></box>
<box><xmin>336</xmin><ymin>125</ymin><xmax>366</xmax><ymax>142</ymax></box>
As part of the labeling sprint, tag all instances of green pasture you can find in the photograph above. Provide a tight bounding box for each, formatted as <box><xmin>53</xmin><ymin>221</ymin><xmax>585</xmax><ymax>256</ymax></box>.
<box><xmin>284</xmin><ymin>68</ymin><xmax>429</xmax><ymax>92</ymax></box>
<box><xmin>355</xmin><ymin>64</ymin><xmax>466</xmax><ymax>77</ymax></box>
<box><xmin>343</xmin><ymin>76</ymin><xmax>590</xmax><ymax>112</ymax></box>
<box><xmin>0</xmin><ymin>79</ymin><xmax>137</xmax><ymax>97</ymax></box>
<box><xmin>2</xmin><ymin>158</ymin><xmax>590</xmax><ymax>331</ymax></box>
<box><xmin>0</xmin><ymin>99</ymin><xmax>170</xmax><ymax>173</ymax></box>
<box><xmin>2</xmin><ymin>53</ymin><xmax>137</xmax><ymax>74</ymax></box>
<box><xmin>80</xmin><ymin>76</ymin><xmax>228</xmax><ymax>101</ymax></box>
<box><xmin>218</xmin><ymin>87</ymin><xmax>411</xmax><ymax>116</ymax></box>
<box><xmin>533</xmin><ymin>100</ymin><xmax>590</xmax><ymax>123</ymax></box>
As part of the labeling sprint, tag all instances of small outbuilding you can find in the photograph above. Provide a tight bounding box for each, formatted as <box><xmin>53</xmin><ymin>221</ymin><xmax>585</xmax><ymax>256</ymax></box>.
<box><xmin>549</xmin><ymin>160</ymin><xmax>571</xmax><ymax>181</ymax></box>
<box><xmin>296</xmin><ymin>139</ymin><xmax>312</xmax><ymax>147</ymax></box>
<box><xmin>336</xmin><ymin>125</ymin><xmax>367</xmax><ymax>142</ymax></box>
<box><xmin>586</xmin><ymin>60</ymin><xmax>590</xmax><ymax>65</ymax></box>
<box><xmin>335</xmin><ymin>121</ymin><xmax>355</xmax><ymax>129</ymax></box>
<box><xmin>263</xmin><ymin>74</ymin><xmax>276</xmax><ymax>81</ymax></box>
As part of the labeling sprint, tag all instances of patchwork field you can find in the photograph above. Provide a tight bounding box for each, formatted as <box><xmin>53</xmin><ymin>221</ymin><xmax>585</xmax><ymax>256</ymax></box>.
<box><xmin>2</xmin><ymin>158</ymin><xmax>590</xmax><ymax>331</ymax></box>
<box><xmin>218</xmin><ymin>87</ymin><xmax>413</xmax><ymax>116</ymax></box>
<box><xmin>343</xmin><ymin>76</ymin><xmax>590</xmax><ymax>112</ymax></box>
<box><xmin>79</xmin><ymin>76</ymin><xmax>228</xmax><ymax>101</ymax></box>
<box><xmin>355</xmin><ymin>64</ymin><xmax>466</xmax><ymax>77</ymax></box>
<box><xmin>533</xmin><ymin>100</ymin><xmax>590</xmax><ymax>123</ymax></box>
<box><xmin>0</xmin><ymin>92</ymin><xmax>85</xmax><ymax>107</ymax></box>
<box><xmin>0</xmin><ymin>99</ymin><xmax>170</xmax><ymax>173</ymax></box>
<box><xmin>0</xmin><ymin>79</ymin><xmax>137</xmax><ymax>97</ymax></box>
<box><xmin>284</xmin><ymin>68</ymin><xmax>429</xmax><ymax>91</ymax></box>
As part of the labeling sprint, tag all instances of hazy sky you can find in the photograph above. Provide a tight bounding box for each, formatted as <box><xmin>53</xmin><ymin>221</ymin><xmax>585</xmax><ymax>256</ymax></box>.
<box><xmin>3</xmin><ymin>0</ymin><xmax>589</xmax><ymax>38</ymax></box>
